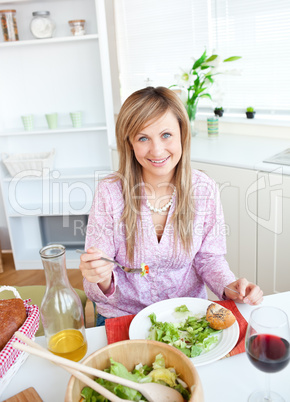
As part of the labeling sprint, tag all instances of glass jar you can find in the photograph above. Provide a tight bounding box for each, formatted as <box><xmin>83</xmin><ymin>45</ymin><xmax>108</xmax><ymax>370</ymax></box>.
<box><xmin>0</xmin><ymin>9</ymin><xmax>19</xmax><ymax>42</ymax></box>
<box><xmin>39</xmin><ymin>244</ymin><xmax>87</xmax><ymax>362</ymax></box>
<box><xmin>68</xmin><ymin>19</ymin><xmax>86</xmax><ymax>36</ymax></box>
<box><xmin>30</xmin><ymin>11</ymin><xmax>55</xmax><ymax>39</ymax></box>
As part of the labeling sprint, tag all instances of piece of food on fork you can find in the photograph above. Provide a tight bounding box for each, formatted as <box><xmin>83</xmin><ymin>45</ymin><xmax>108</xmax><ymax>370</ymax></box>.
<box><xmin>76</xmin><ymin>250</ymin><xmax>149</xmax><ymax>275</ymax></box>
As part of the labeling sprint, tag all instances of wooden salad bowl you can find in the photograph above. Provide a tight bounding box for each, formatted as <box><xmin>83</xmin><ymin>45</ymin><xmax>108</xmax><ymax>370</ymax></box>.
<box><xmin>65</xmin><ymin>339</ymin><xmax>204</xmax><ymax>402</ymax></box>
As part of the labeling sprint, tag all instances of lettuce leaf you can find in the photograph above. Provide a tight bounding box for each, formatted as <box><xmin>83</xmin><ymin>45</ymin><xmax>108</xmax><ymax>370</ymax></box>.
<box><xmin>81</xmin><ymin>353</ymin><xmax>190</xmax><ymax>401</ymax></box>
<box><xmin>147</xmin><ymin>305</ymin><xmax>220</xmax><ymax>357</ymax></box>
<box><xmin>175</xmin><ymin>305</ymin><xmax>190</xmax><ymax>312</ymax></box>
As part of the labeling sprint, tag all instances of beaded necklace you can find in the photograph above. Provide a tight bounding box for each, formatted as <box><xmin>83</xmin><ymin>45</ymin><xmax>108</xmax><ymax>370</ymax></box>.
<box><xmin>146</xmin><ymin>187</ymin><xmax>176</xmax><ymax>214</ymax></box>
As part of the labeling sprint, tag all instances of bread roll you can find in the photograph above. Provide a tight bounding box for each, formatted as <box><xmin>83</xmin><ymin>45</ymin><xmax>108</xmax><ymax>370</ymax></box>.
<box><xmin>206</xmin><ymin>303</ymin><xmax>236</xmax><ymax>330</ymax></box>
<box><xmin>0</xmin><ymin>298</ymin><xmax>27</xmax><ymax>351</ymax></box>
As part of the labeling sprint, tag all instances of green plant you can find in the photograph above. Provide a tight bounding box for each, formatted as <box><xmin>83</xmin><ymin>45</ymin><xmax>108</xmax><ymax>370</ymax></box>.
<box><xmin>214</xmin><ymin>106</ymin><xmax>224</xmax><ymax>117</ymax></box>
<box><xmin>171</xmin><ymin>50</ymin><xmax>241</xmax><ymax>121</ymax></box>
<box><xmin>246</xmin><ymin>106</ymin><xmax>255</xmax><ymax>112</ymax></box>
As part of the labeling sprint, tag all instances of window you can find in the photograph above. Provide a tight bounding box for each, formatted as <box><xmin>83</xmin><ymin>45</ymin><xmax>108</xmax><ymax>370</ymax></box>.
<box><xmin>114</xmin><ymin>0</ymin><xmax>290</xmax><ymax>117</ymax></box>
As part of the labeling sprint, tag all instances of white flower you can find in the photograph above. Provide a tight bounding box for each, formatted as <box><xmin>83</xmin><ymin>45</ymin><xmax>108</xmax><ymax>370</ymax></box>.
<box><xmin>174</xmin><ymin>72</ymin><xmax>189</xmax><ymax>87</ymax></box>
<box><xmin>205</xmin><ymin>55</ymin><xmax>222</xmax><ymax>68</ymax></box>
<box><xmin>174</xmin><ymin>65</ymin><xmax>195</xmax><ymax>88</ymax></box>
<box><xmin>204</xmin><ymin>77</ymin><xmax>213</xmax><ymax>87</ymax></box>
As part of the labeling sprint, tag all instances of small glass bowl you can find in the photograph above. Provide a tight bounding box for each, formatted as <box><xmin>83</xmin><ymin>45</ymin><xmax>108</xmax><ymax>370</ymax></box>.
<box><xmin>68</xmin><ymin>19</ymin><xmax>85</xmax><ymax>36</ymax></box>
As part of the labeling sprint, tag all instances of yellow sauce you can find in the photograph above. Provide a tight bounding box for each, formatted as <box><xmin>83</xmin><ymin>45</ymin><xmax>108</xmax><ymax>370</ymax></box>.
<box><xmin>48</xmin><ymin>329</ymin><xmax>87</xmax><ymax>362</ymax></box>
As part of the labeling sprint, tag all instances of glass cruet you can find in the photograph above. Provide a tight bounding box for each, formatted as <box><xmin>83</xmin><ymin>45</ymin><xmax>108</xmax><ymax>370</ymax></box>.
<box><xmin>39</xmin><ymin>244</ymin><xmax>87</xmax><ymax>362</ymax></box>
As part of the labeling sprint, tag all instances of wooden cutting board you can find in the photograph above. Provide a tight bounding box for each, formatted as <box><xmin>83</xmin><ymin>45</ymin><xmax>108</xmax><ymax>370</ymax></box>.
<box><xmin>3</xmin><ymin>387</ymin><xmax>43</xmax><ymax>402</ymax></box>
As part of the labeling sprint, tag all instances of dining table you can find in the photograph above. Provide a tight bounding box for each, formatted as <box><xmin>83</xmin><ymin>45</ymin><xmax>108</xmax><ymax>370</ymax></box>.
<box><xmin>1</xmin><ymin>291</ymin><xmax>290</xmax><ymax>402</ymax></box>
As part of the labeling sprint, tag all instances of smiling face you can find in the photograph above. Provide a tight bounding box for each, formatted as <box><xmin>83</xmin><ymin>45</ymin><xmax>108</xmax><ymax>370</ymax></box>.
<box><xmin>131</xmin><ymin>110</ymin><xmax>182</xmax><ymax>184</ymax></box>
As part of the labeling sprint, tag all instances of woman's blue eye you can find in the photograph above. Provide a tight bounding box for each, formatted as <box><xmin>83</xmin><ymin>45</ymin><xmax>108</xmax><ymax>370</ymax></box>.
<box><xmin>162</xmin><ymin>132</ymin><xmax>171</xmax><ymax>139</ymax></box>
<box><xmin>138</xmin><ymin>136</ymin><xmax>148</xmax><ymax>142</ymax></box>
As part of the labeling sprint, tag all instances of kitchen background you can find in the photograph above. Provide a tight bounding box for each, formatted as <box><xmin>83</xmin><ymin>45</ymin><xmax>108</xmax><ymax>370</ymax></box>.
<box><xmin>0</xmin><ymin>0</ymin><xmax>289</xmax><ymax>295</ymax></box>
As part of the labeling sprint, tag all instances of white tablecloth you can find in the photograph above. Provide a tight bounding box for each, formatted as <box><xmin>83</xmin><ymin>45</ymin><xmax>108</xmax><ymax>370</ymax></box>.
<box><xmin>1</xmin><ymin>292</ymin><xmax>290</xmax><ymax>402</ymax></box>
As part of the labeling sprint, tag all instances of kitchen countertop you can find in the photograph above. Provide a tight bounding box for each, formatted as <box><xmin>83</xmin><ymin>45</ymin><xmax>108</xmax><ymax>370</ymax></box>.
<box><xmin>191</xmin><ymin>132</ymin><xmax>290</xmax><ymax>175</ymax></box>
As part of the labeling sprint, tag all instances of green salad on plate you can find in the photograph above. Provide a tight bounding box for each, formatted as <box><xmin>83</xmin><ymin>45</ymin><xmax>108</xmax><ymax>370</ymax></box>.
<box><xmin>147</xmin><ymin>305</ymin><xmax>221</xmax><ymax>358</ymax></box>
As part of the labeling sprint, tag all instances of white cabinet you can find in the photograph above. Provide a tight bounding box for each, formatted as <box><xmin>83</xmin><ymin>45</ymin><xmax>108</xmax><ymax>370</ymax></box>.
<box><xmin>257</xmin><ymin>170</ymin><xmax>290</xmax><ymax>295</ymax></box>
<box><xmin>0</xmin><ymin>0</ymin><xmax>115</xmax><ymax>269</ymax></box>
<box><xmin>190</xmin><ymin>162</ymin><xmax>258</xmax><ymax>283</ymax></box>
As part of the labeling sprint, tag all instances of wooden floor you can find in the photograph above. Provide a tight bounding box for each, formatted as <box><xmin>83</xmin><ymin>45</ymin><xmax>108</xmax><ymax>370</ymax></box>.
<box><xmin>0</xmin><ymin>252</ymin><xmax>95</xmax><ymax>328</ymax></box>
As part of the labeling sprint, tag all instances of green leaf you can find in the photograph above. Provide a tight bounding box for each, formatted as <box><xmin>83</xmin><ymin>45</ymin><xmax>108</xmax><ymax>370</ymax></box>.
<box><xmin>190</xmin><ymin>344</ymin><xmax>203</xmax><ymax>357</ymax></box>
<box><xmin>81</xmin><ymin>387</ymin><xmax>100</xmax><ymax>401</ymax></box>
<box><xmin>175</xmin><ymin>305</ymin><xmax>189</xmax><ymax>313</ymax></box>
<box><xmin>148</xmin><ymin>312</ymin><xmax>156</xmax><ymax>325</ymax></box>
<box><xmin>203</xmin><ymin>335</ymin><xmax>219</xmax><ymax>351</ymax></box>
<box><xmin>192</xmin><ymin>50</ymin><xmax>207</xmax><ymax>70</ymax></box>
<box><xmin>200</xmin><ymin>93</ymin><xmax>212</xmax><ymax>99</ymax></box>
<box><xmin>149</xmin><ymin>368</ymin><xmax>177</xmax><ymax>388</ymax></box>
<box><xmin>133</xmin><ymin>364</ymin><xmax>152</xmax><ymax>378</ymax></box>
<box><xmin>177</xmin><ymin>347</ymin><xmax>191</xmax><ymax>357</ymax></box>
<box><xmin>152</xmin><ymin>353</ymin><xmax>166</xmax><ymax>369</ymax></box>
<box><xmin>187</xmin><ymin>95</ymin><xmax>198</xmax><ymax>106</ymax></box>
<box><xmin>109</xmin><ymin>358</ymin><xmax>140</xmax><ymax>382</ymax></box>
<box><xmin>114</xmin><ymin>383</ymin><xmax>141</xmax><ymax>400</ymax></box>
<box><xmin>194</xmin><ymin>76</ymin><xmax>200</xmax><ymax>86</ymax></box>
<box><xmin>205</xmin><ymin>54</ymin><xmax>218</xmax><ymax>62</ymax></box>
<box><xmin>223</xmin><ymin>56</ymin><xmax>242</xmax><ymax>62</ymax></box>
<box><xmin>174</xmin><ymin>384</ymin><xmax>191</xmax><ymax>401</ymax></box>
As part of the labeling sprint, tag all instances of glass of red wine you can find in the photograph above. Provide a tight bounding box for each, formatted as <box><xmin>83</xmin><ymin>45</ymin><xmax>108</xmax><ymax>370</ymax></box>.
<box><xmin>245</xmin><ymin>306</ymin><xmax>290</xmax><ymax>401</ymax></box>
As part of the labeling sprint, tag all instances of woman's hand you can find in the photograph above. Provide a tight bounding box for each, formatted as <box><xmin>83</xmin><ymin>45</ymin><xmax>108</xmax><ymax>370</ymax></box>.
<box><xmin>224</xmin><ymin>278</ymin><xmax>263</xmax><ymax>305</ymax></box>
<box><xmin>79</xmin><ymin>247</ymin><xmax>114</xmax><ymax>293</ymax></box>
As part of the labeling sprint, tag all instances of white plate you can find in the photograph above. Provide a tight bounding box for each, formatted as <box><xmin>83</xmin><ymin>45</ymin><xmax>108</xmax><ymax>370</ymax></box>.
<box><xmin>129</xmin><ymin>297</ymin><xmax>239</xmax><ymax>367</ymax></box>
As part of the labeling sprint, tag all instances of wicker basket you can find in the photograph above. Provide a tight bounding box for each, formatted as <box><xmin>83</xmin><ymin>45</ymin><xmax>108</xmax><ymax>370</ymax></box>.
<box><xmin>0</xmin><ymin>286</ymin><xmax>39</xmax><ymax>396</ymax></box>
<box><xmin>2</xmin><ymin>149</ymin><xmax>55</xmax><ymax>177</ymax></box>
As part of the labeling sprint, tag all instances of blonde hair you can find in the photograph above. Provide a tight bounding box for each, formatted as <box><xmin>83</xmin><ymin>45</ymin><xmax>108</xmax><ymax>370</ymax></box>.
<box><xmin>114</xmin><ymin>86</ymin><xmax>193</xmax><ymax>263</ymax></box>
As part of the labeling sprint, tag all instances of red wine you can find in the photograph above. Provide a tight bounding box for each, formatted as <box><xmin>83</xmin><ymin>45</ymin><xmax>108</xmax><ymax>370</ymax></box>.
<box><xmin>247</xmin><ymin>334</ymin><xmax>290</xmax><ymax>373</ymax></box>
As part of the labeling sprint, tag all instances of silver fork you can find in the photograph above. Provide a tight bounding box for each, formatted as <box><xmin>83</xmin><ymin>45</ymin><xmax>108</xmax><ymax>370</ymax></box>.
<box><xmin>224</xmin><ymin>285</ymin><xmax>241</xmax><ymax>295</ymax></box>
<box><xmin>76</xmin><ymin>249</ymin><xmax>143</xmax><ymax>274</ymax></box>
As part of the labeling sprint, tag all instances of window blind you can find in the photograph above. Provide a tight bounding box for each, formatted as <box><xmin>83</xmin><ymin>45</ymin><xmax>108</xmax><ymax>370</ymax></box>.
<box><xmin>114</xmin><ymin>0</ymin><xmax>290</xmax><ymax>116</ymax></box>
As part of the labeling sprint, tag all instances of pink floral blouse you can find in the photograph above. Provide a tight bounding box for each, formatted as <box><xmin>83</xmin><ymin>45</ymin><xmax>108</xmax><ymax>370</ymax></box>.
<box><xmin>84</xmin><ymin>169</ymin><xmax>235</xmax><ymax>318</ymax></box>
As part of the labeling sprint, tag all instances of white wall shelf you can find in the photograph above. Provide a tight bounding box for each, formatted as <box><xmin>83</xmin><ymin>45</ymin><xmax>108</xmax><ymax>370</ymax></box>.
<box><xmin>0</xmin><ymin>0</ymin><xmax>115</xmax><ymax>269</ymax></box>
<box><xmin>0</xmin><ymin>124</ymin><xmax>107</xmax><ymax>137</ymax></box>
<box><xmin>0</xmin><ymin>34</ymin><xmax>98</xmax><ymax>48</ymax></box>
<box><xmin>2</xmin><ymin>166</ymin><xmax>111</xmax><ymax>182</ymax></box>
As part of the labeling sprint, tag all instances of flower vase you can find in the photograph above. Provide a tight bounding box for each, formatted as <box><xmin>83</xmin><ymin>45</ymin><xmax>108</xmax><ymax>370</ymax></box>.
<box><xmin>187</xmin><ymin>104</ymin><xmax>197</xmax><ymax>137</ymax></box>
<box><xmin>189</xmin><ymin>118</ymin><xmax>197</xmax><ymax>137</ymax></box>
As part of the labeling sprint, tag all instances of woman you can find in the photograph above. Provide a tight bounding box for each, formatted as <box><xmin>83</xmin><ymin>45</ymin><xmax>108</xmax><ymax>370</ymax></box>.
<box><xmin>79</xmin><ymin>86</ymin><xmax>263</xmax><ymax>326</ymax></box>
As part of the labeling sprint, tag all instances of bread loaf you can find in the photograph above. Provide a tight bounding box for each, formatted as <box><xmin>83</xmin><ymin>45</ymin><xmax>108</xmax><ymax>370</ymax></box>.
<box><xmin>0</xmin><ymin>298</ymin><xmax>27</xmax><ymax>351</ymax></box>
<box><xmin>206</xmin><ymin>303</ymin><xmax>236</xmax><ymax>330</ymax></box>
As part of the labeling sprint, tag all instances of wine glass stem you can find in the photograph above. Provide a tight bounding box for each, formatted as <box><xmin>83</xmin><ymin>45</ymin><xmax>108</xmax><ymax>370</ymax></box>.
<box><xmin>265</xmin><ymin>373</ymin><xmax>271</xmax><ymax>401</ymax></box>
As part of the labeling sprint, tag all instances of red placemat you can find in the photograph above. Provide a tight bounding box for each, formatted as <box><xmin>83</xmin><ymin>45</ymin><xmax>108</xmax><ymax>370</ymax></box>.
<box><xmin>215</xmin><ymin>300</ymin><xmax>247</xmax><ymax>357</ymax></box>
<box><xmin>105</xmin><ymin>300</ymin><xmax>247</xmax><ymax>357</ymax></box>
